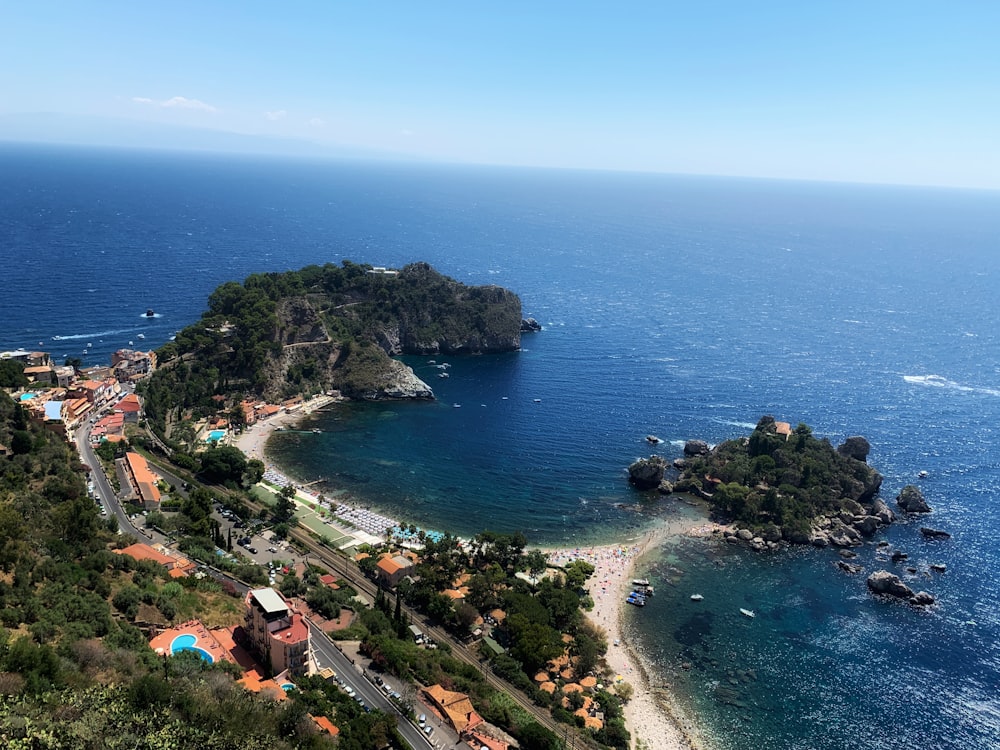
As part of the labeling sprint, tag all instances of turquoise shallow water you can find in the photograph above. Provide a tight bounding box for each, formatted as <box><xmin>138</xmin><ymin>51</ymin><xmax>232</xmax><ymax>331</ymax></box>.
<box><xmin>3</xmin><ymin>144</ymin><xmax>999</xmax><ymax>748</ymax></box>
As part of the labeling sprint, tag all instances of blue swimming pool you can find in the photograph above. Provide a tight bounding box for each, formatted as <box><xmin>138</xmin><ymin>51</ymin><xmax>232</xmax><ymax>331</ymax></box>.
<box><xmin>170</xmin><ymin>633</ymin><xmax>215</xmax><ymax>663</ymax></box>
<box><xmin>19</xmin><ymin>393</ymin><xmax>37</xmax><ymax>401</ymax></box>
<box><xmin>207</xmin><ymin>429</ymin><xmax>226</xmax><ymax>442</ymax></box>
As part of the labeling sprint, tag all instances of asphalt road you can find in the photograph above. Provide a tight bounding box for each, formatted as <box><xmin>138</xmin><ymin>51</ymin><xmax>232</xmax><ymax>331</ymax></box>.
<box><xmin>308</xmin><ymin>621</ymin><xmax>442</xmax><ymax>750</ymax></box>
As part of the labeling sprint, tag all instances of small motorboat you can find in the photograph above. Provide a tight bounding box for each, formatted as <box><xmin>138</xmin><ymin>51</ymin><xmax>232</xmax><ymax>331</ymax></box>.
<box><xmin>918</xmin><ymin>470</ymin><xmax>929</xmax><ymax>479</ymax></box>
<box><xmin>145</xmin><ymin>309</ymin><xmax>155</xmax><ymax>317</ymax></box>
<box><xmin>690</xmin><ymin>594</ymin><xmax>704</xmax><ymax>602</ymax></box>
<box><xmin>740</xmin><ymin>608</ymin><xmax>756</xmax><ymax>619</ymax></box>
<box><xmin>646</xmin><ymin>435</ymin><xmax>662</xmax><ymax>444</ymax></box>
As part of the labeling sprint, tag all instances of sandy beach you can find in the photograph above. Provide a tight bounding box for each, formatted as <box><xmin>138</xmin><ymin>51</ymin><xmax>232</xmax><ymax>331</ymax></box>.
<box><xmin>548</xmin><ymin>517</ymin><xmax>713</xmax><ymax>750</ymax></box>
<box><xmin>233</xmin><ymin>393</ymin><xmax>339</xmax><ymax>463</ymax></box>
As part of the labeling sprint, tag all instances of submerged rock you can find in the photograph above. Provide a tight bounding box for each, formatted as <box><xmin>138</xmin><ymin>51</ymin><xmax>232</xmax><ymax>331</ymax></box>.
<box><xmin>920</xmin><ymin>527</ymin><xmax>951</xmax><ymax>540</ymax></box>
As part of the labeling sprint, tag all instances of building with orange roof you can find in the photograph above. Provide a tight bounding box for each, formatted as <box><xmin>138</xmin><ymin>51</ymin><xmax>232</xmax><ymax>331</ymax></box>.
<box><xmin>114</xmin><ymin>543</ymin><xmax>196</xmax><ymax>577</ymax></box>
<box><xmin>114</xmin><ymin>393</ymin><xmax>142</xmax><ymax>423</ymax></box>
<box><xmin>311</xmin><ymin>715</ymin><xmax>339</xmax><ymax>736</ymax></box>
<box><xmin>422</xmin><ymin>684</ymin><xmax>484</xmax><ymax>734</ymax></box>
<box><xmin>318</xmin><ymin>573</ymin><xmax>340</xmax><ymax>589</ymax></box>
<box><xmin>775</xmin><ymin>421</ymin><xmax>792</xmax><ymax>439</ymax></box>
<box><xmin>91</xmin><ymin>411</ymin><xmax>125</xmax><ymax>442</ymax></box>
<box><xmin>244</xmin><ymin>588</ymin><xmax>310</xmax><ymax>675</ymax></box>
<box><xmin>376</xmin><ymin>554</ymin><xmax>414</xmax><ymax>588</ymax></box>
<box><xmin>123</xmin><ymin>451</ymin><xmax>161</xmax><ymax>510</ymax></box>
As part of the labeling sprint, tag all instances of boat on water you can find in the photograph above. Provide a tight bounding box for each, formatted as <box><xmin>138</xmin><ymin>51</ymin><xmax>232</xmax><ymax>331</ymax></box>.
<box><xmin>626</xmin><ymin>593</ymin><xmax>646</xmax><ymax>607</ymax></box>
<box><xmin>740</xmin><ymin>608</ymin><xmax>756</xmax><ymax>619</ymax></box>
<box><xmin>646</xmin><ymin>434</ymin><xmax>662</xmax><ymax>444</ymax></box>
<box><xmin>438</xmin><ymin>372</ymin><xmax>449</xmax><ymax>378</ymax></box>
<box><xmin>145</xmin><ymin>309</ymin><xmax>155</xmax><ymax>317</ymax></box>
<box><xmin>690</xmin><ymin>594</ymin><xmax>704</xmax><ymax>601</ymax></box>
<box><xmin>137</xmin><ymin>333</ymin><xmax>145</xmax><ymax>339</ymax></box>
<box><xmin>634</xmin><ymin>585</ymin><xmax>654</xmax><ymax>596</ymax></box>
<box><xmin>918</xmin><ymin>470</ymin><xmax>929</xmax><ymax>479</ymax></box>
<box><xmin>311</xmin><ymin>428</ymin><xmax>322</xmax><ymax>434</ymax></box>
<box><xmin>632</xmin><ymin>578</ymin><xmax>650</xmax><ymax>587</ymax></box>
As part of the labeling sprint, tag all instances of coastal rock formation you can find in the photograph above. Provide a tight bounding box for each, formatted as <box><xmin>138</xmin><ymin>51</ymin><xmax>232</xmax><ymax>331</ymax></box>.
<box><xmin>683</xmin><ymin>440</ymin><xmax>711</xmax><ymax>457</ymax></box>
<box><xmin>866</xmin><ymin>570</ymin><xmax>913</xmax><ymax>599</ymax></box>
<box><xmin>866</xmin><ymin>570</ymin><xmax>935</xmax><ymax>606</ymax></box>
<box><xmin>365</xmin><ymin>359</ymin><xmax>434</xmax><ymax>401</ymax></box>
<box><xmin>520</xmin><ymin>317</ymin><xmax>542</xmax><ymax>332</ymax></box>
<box><xmin>837</xmin><ymin>436</ymin><xmax>871</xmax><ymax>463</ymax></box>
<box><xmin>628</xmin><ymin>455</ymin><xmax>667</xmax><ymax>490</ymax></box>
<box><xmin>870</xmin><ymin>498</ymin><xmax>896</xmax><ymax>525</ymax></box>
<box><xmin>896</xmin><ymin>484</ymin><xmax>932</xmax><ymax>514</ymax></box>
<box><xmin>920</xmin><ymin>527</ymin><xmax>951</xmax><ymax>540</ymax></box>
<box><xmin>836</xmin><ymin>560</ymin><xmax>864</xmax><ymax>575</ymax></box>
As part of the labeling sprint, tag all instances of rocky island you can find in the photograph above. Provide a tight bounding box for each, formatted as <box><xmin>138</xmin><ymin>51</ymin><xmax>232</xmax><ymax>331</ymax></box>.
<box><xmin>639</xmin><ymin>416</ymin><xmax>894</xmax><ymax>550</ymax></box>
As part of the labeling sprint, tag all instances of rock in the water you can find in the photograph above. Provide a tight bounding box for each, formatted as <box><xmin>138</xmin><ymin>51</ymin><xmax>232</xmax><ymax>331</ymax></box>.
<box><xmin>866</xmin><ymin>570</ymin><xmax>915</xmax><ymax>599</ymax></box>
<box><xmin>910</xmin><ymin>591</ymin><xmax>936</xmax><ymax>606</ymax></box>
<box><xmin>871</xmin><ymin>498</ymin><xmax>896</xmax><ymax>525</ymax></box>
<box><xmin>837</xmin><ymin>560</ymin><xmax>864</xmax><ymax>575</ymax></box>
<box><xmin>853</xmin><ymin>515</ymin><xmax>879</xmax><ymax>537</ymax></box>
<box><xmin>896</xmin><ymin>484</ymin><xmax>931</xmax><ymax>513</ymax></box>
<box><xmin>930</xmin><ymin>564</ymin><xmax>947</xmax><ymax>573</ymax></box>
<box><xmin>683</xmin><ymin>439</ymin><xmax>711</xmax><ymax>457</ymax></box>
<box><xmin>627</xmin><ymin>455</ymin><xmax>667</xmax><ymax>489</ymax></box>
<box><xmin>837</xmin><ymin>436</ymin><xmax>871</xmax><ymax>462</ymax></box>
<box><xmin>920</xmin><ymin>527</ymin><xmax>951</xmax><ymax>540</ymax></box>
<box><xmin>520</xmin><ymin>317</ymin><xmax>542</xmax><ymax>332</ymax></box>
<box><xmin>736</xmin><ymin>528</ymin><xmax>754</xmax><ymax>541</ymax></box>
<box><xmin>891</xmin><ymin>550</ymin><xmax>908</xmax><ymax>563</ymax></box>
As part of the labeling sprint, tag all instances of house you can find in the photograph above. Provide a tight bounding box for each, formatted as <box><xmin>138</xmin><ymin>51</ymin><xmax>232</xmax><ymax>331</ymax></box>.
<box><xmin>114</xmin><ymin>543</ymin><xmax>196</xmax><ymax>578</ymax></box>
<box><xmin>422</xmin><ymin>684</ymin><xmax>484</xmax><ymax>734</ymax></box>
<box><xmin>376</xmin><ymin>554</ymin><xmax>414</xmax><ymax>588</ymax></box>
<box><xmin>22</xmin><ymin>365</ymin><xmax>54</xmax><ymax>384</ymax></box>
<box><xmin>243</xmin><ymin>588</ymin><xmax>310</xmax><ymax>675</ymax></box>
<box><xmin>114</xmin><ymin>393</ymin><xmax>142</xmax><ymax>423</ymax></box>
<box><xmin>775</xmin><ymin>421</ymin><xmax>792</xmax><ymax>440</ymax></box>
<box><xmin>111</xmin><ymin>349</ymin><xmax>156</xmax><ymax>380</ymax></box>
<box><xmin>123</xmin><ymin>451</ymin><xmax>161</xmax><ymax>510</ymax></box>
<box><xmin>91</xmin><ymin>411</ymin><xmax>125</xmax><ymax>442</ymax></box>
<box><xmin>310</xmin><ymin>715</ymin><xmax>339</xmax><ymax>736</ymax></box>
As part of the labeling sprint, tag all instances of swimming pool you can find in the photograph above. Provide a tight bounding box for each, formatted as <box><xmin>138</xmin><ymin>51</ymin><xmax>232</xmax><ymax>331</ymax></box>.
<box><xmin>207</xmin><ymin>429</ymin><xmax>226</xmax><ymax>442</ymax></box>
<box><xmin>170</xmin><ymin>633</ymin><xmax>215</xmax><ymax>663</ymax></box>
<box><xmin>19</xmin><ymin>393</ymin><xmax>36</xmax><ymax>401</ymax></box>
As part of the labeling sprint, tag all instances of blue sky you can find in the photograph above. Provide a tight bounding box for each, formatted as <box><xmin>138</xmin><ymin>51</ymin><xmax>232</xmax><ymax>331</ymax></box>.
<box><xmin>2</xmin><ymin>2</ymin><xmax>999</xmax><ymax>188</ymax></box>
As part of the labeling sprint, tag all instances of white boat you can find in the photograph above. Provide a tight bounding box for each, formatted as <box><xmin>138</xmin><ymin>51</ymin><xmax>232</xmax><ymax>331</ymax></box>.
<box><xmin>918</xmin><ymin>470</ymin><xmax>929</xmax><ymax>479</ymax></box>
<box><xmin>690</xmin><ymin>594</ymin><xmax>704</xmax><ymax>601</ymax></box>
<box><xmin>740</xmin><ymin>608</ymin><xmax>755</xmax><ymax>619</ymax></box>
<box><xmin>632</xmin><ymin>578</ymin><xmax>650</xmax><ymax>587</ymax></box>
<box><xmin>137</xmin><ymin>333</ymin><xmax>145</xmax><ymax>339</ymax></box>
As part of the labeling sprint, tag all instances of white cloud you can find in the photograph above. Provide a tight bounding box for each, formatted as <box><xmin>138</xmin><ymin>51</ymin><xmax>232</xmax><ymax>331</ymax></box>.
<box><xmin>132</xmin><ymin>95</ymin><xmax>218</xmax><ymax>113</ymax></box>
<box><xmin>161</xmin><ymin>96</ymin><xmax>217</xmax><ymax>112</ymax></box>
<box><xmin>265</xmin><ymin>109</ymin><xmax>287</xmax><ymax>121</ymax></box>
<box><xmin>307</xmin><ymin>117</ymin><xmax>325</xmax><ymax>127</ymax></box>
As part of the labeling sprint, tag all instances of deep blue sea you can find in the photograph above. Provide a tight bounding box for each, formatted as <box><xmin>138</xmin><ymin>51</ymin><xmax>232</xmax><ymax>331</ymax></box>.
<box><xmin>3</xmin><ymin>143</ymin><xmax>999</xmax><ymax>749</ymax></box>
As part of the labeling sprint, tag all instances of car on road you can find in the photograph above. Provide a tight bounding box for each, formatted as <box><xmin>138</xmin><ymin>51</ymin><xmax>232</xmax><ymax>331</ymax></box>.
<box><xmin>248</xmin><ymin>547</ymin><xmax>258</xmax><ymax>554</ymax></box>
